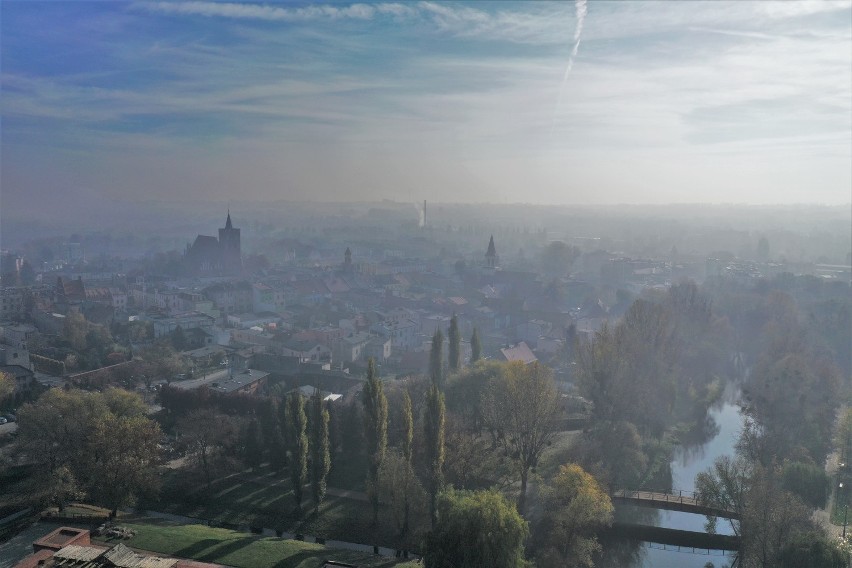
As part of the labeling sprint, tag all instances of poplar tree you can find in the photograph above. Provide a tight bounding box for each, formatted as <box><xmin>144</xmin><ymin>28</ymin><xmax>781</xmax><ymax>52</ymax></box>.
<box><xmin>448</xmin><ymin>313</ymin><xmax>461</xmax><ymax>372</ymax></box>
<box><xmin>470</xmin><ymin>327</ymin><xmax>482</xmax><ymax>363</ymax></box>
<box><xmin>310</xmin><ymin>390</ymin><xmax>331</xmax><ymax>513</ymax></box>
<box><xmin>401</xmin><ymin>390</ymin><xmax>415</xmax><ymax>535</ymax></box>
<box><xmin>244</xmin><ymin>418</ymin><xmax>262</xmax><ymax>469</ymax></box>
<box><xmin>424</xmin><ymin>383</ymin><xmax>445</xmax><ymax>528</ymax></box>
<box><xmin>287</xmin><ymin>391</ymin><xmax>308</xmax><ymax>516</ymax></box>
<box><xmin>362</xmin><ymin>358</ymin><xmax>388</xmax><ymax>526</ymax></box>
<box><xmin>402</xmin><ymin>391</ymin><xmax>414</xmax><ymax>463</ymax></box>
<box><xmin>430</xmin><ymin>328</ymin><xmax>444</xmax><ymax>389</ymax></box>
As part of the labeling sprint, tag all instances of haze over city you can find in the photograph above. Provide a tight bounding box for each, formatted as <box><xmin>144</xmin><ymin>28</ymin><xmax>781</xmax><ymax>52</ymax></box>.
<box><xmin>1</xmin><ymin>3</ymin><xmax>852</xmax><ymax>568</ymax></box>
<box><xmin>2</xmin><ymin>0</ymin><xmax>851</xmax><ymax>226</ymax></box>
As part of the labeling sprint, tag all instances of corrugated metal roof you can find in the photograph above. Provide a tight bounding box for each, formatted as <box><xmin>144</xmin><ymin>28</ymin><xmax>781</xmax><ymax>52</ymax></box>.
<box><xmin>55</xmin><ymin>545</ymin><xmax>104</xmax><ymax>562</ymax></box>
<box><xmin>102</xmin><ymin>543</ymin><xmax>178</xmax><ymax>568</ymax></box>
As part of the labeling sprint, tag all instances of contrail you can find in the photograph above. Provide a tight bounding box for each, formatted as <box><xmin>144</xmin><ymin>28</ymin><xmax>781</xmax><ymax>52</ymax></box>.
<box><xmin>551</xmin><ymin>0</ymin><xmax>587</xmax><ymax>136</ymax></box>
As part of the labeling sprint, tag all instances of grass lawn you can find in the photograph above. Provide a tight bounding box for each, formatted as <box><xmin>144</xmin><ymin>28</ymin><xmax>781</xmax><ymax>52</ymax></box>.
<box><xmin>146</xmin><ymin>466</ymin><xmax>426</xmax><ymax>551</ymax></box>
<box><xmin>831</xmin><ymin>491</ymin><xmax>850</xmax><ymax>526</ymax></box>
<box><xmin>97</xmin><ymin>519</ymin><xmax>419</xmax><ymax>568</ymax></box>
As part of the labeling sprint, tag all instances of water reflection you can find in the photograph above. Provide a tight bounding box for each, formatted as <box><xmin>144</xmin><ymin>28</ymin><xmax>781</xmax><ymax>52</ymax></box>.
<box><xmin>607</xmin><ymin>400</ymin><xmax>744</xmax><ymax>567</ymax></box>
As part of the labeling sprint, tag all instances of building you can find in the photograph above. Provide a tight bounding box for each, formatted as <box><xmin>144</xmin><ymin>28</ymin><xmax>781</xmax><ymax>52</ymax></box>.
<box><xmin>14</xmin><ymin>526</ymin><xmax>222</xmax><ymax>568</ymax></box>
<box><xmin>499</xmin><ymin>341</ymin><xmax>537</xmax><ymax>365</ymax></box>
<box><xmin>252</xmin><ymin>283</ymin><xmax>286</xmax><ymax>313</ymax></box>
<box><xmin>485</xmin><ymin>235</ymin><xmax>499</xmax><ymax>269</ymax></box>
<box><xmin>330</xmin><ymin>332</ymin><xmax>372</xmax><ymax>365</ymax></box>
<box><xmin>55</xmin><ymin>276</ymin><xmax>86</xmax><ymax>313</ymax></box>
<box><xmin>0</xmin><ymin>287</ymin><xmax>27</xmax><ymax>320</ymax></box>
<box><xmin>203</xmin><ymin>281</ymin><xmax>253</xmax><ymax>317</ymax></box>
<box><xmin>152</xmin><ymin>311</ymin><xmax>216</xmax><ymax>338</ymax></box>
<box><xmin>184</xmin><ymin>212</ymin><xmax>242</xmax><ymax>275</ymax></box>
<box><xmin>370</xmin><ymin>319</ymin><xmax>420</xmax><ymax>351</ymax></box>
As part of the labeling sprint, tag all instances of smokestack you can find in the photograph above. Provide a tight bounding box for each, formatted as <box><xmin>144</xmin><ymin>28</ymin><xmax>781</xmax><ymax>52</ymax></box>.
<box><xmin>423</xmin><ymin>200</ymin><xmax>427</xmax><ymax>228</ymax></box>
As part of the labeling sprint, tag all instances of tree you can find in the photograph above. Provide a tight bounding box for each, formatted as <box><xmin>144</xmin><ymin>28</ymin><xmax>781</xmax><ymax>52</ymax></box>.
<box><xmin>401</xmin><ymin>390</ymin><xmax>414</xmax><ymax>463</ymax></box>
<box><xmin>362</xmin><ymin>358</ymin><xmax>388</xmax><ymax>526</ymax></box>
<box><xmin>448</xmin><ymin>314</ymin><xmax>461</xmax><ymax>372</ymax></box>
<box><xmin>695</xmin><ymin>455</ymin><xmax>752</xmax><ymax>535</ymax></box>
<box><xmin>424</xmin><ymin>489</ymin><xmax>529</xmax><ymax>568</ymax></box>
<box><xmin>779</xmin><ymin>532</ymin><xmax>846</xmax><ymax>568</ymax></box>
<box><xmin>540</xmin><ymin>240</ymin><xmax>580</xmax><ymax>279</ymax></box>
<box><xmin>398</xmin><ymin>390</ymin><xmax>415</xmax><ymax>534</ymax></box>
<box><xmin>741</xmin><ymin>466</ymin><xmax>815</xmax><ymax>568</ymax></box>
<box><xmin>178</xmin><ymin>408</ymin><xmax>238</xmax><ymax>490</ymax></box>
<box><xmin>482</xmin><ymin>361</ymin><xmax>560</xmax><ymax>514</ymax></box>
<box><xmin>430</xmin><ymin>328</ymin><xmax>444</xmax><ymax>389</ymax></box>
<box><xmin>171</xmin><ymin>325</ymin><xmax>187</xmax><ymax>351</ymax></box>
<box><xmin>287</xmin><ymin>391</ymin><xmax>308</xmax><ymax>516</ymax></box>
<box><xmin>43</xmin><ymin>466</ymin><xmax>83</xmax><ymax>512</ymax></box>
<box><xmin>244</xmin><ymin>418</ymin><xmax>263</xmax><ymax>469</ymax></box>
<box><xmin>379</xmin><ymin>450</ymin><xmax>426</xmax><ymax>540</ymax></box>
<box><xmin>92</xmin><ymin>413</ymin><xmax>161</xmax><ymax>515</ymax></box>
<box><xmin>533</xmin><ymin>464</ymin><xmax>613</xmax><ymax>568</ymax></box>
<box><xmin>424</xmin><ymin>383</ymin><xmax>445</xmax><ymax>527</ymax></box>
<box><xmin>0</xmin><ymin>371</ymin><xmax>13</xmax><ymax>402</ymax></box>
<box><xmin>310</xmin><ymin>390</ymin><xmax>331</xmax><ymax>513</ymax></box>
<box><xmin>16</xmin><ymin>388</ymin><xmax>161</xmax><ymax>515</ymax></box>
<box><xmin>63</xmin><ymin>311</ymin><xmax>88</xmax><ymax>351</ymax></box>
<box><xmin>470</xmin><ymin>327</ymin><xmax>482</xmax><ymax>364</ymax></box>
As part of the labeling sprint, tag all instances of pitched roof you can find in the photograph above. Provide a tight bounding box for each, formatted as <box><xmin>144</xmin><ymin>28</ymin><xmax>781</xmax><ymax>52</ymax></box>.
<box><xmin>500</xmin><ymin>342</ymin><xmax>537</xmax><ymax>365</ymax></box>
<box><xmin>102</xmin><ymin>543</ymin><xmax>179</xmax><ymax>568</ymax></box>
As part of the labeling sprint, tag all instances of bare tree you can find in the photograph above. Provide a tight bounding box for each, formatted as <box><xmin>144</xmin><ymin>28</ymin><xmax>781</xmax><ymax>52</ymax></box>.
<box><xmin>482</xmin><ymin>361</ymin><xmax>560</xmax><ymax>514</ymax></box>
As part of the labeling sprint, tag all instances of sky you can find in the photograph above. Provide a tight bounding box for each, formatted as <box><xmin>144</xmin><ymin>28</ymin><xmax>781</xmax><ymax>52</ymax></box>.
<box><xmin>1</xmin><ymin>0</ymin><xmax>851</xmax><ymax>218</ymax></box>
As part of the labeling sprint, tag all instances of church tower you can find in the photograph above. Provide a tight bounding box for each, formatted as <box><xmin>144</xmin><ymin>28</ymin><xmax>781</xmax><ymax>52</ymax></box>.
<box><xmin>485</xmin><ymin>235</ymin><xmax>499</xmax><ymax>269</ymax></box>
<box><xmin>219</xmin><ymin>211</ymin><xmax>242</xmax><ymax>274</ymax></box>
<box><xmin>343</xmin><ymin>247</ymin><xmax>353</xmax><ymax>272</ymax></box>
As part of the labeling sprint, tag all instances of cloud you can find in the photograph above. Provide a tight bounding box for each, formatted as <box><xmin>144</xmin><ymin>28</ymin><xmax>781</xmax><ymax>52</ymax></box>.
<box><xmin>3</xmin><ymin>0</ymin><xmax>850</xmax><ymax>207</ymax></box>
<box><xmin>134</xmin><ymin>1</ymin><xmax>380</xmax><ymax>21</ymax></box>
<box><xmin>136</xmin><ymin>0</ymin><xmax>366</xmax><ymax>24</ymax></box>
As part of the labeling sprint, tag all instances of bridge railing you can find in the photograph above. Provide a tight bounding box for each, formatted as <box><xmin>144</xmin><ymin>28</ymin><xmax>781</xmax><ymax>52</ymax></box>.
<box><xmin>613</xmin><ymin>488</ymin><xmax>702</xmax><ymax>505</ymax></box>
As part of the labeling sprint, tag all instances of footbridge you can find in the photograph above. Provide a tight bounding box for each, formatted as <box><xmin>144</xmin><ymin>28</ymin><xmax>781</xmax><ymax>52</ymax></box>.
<box><xmin>612</xmin><ymin>489</ymin><xmax>741</xmax><ymax>520</ymax></box>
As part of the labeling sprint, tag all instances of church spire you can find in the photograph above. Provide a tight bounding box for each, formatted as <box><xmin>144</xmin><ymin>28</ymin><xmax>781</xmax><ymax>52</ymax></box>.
<box><xmin>225</xmin><ymin>209</ymin><xmax>233</xmax><ymax>230</ymax></box>
<box><xmin>485</xmin><ymin>235</ymin><xmax>499</xmax><ymax>269</ymax></box>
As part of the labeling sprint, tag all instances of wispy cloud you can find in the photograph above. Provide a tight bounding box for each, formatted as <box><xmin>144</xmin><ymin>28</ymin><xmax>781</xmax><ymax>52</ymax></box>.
<box><xmin>2</xmin><ymin>0</ymin><xmax>850</xmax><ymax>207</ymax></box>
<box><xmin>134</xmin><ymin>1</ymin><xmax>380</xmax><ymax>21</ymax></box>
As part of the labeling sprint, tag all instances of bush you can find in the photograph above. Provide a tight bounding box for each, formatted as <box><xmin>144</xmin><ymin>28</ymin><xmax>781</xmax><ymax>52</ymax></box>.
<box><xmin>781</xmin><ymin>461</ymin><xmax>829</xmax><ymax>509</ymax></box>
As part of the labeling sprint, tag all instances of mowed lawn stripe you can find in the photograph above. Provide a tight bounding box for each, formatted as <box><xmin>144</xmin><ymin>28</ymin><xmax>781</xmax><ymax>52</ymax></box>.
<box><xmin>100</xmin><ymin>521</ymin><xmax>419</xmax><ymax>568</ymax></box>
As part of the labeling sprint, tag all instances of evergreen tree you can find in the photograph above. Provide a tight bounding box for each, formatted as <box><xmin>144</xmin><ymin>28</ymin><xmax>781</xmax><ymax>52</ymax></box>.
<box><xmin>287</xmin><ymin>392</ymin><xmax>308</xmax><ymax>516</ymax></box>
<box><xmin>268</xmin><ymin>426</ymin><xmax>287</xmax><ymax>472</ymax></box>
<box><xmin>310</xmin><ymin>390</ymin><xmax>331</xmax><ymax>513</ymax></box>
<box><xmin>171</xmin><ymin>325</ymin><xmax>187</xmax><ymax>351</ymax></box>
<box><xmin>448</xmin><ymin>314</ymin><xmax>461</xmax><ymax>372</ymax></box>
<box><xmin>424</xmin><ymin>383</ymin><xmax>445</xmax><ymax>528</ymax></box>
<box><xmin>401</xmin><ymin>390</ymin><xmax>415</xmax><ymax>535</ymax></box>
<box><xmin>402</xmin><ymin>391</ymin><xmax>414</xmax><ymax>463</ymax></box>
<box><xmin>362</xmin><ymin>358</ymin><xmax>388</xmax><ymax>526</ymax></box>
<box><xmin>258</xmin><ymin>398</ymin><xmax>278</xmax><ymax>461</ymax></box>
<box><xmin>244</xmin><ymin>418</ymin><xmax>262</xmax><ymax>469</ymax></box>
<box><xmin>277</xmin><ymin>397</ymin><xmax>289</xmax><ymax>455</ymax></box>
<box><xmin>470</xmin><ymin>327</ymin><xmax>482</xmax><ymax>363</ymax></box>
<box><xmin>430</xmin><ymin>328</ymin><xmax>445</xmax><ymax>389</ymax></box>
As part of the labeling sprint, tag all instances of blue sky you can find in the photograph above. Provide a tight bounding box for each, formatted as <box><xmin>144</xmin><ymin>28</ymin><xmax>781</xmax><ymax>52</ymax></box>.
<box><xmin>2</xmin><ymin>0</ymin><xmax>850</xmax><ymax>215</ymax></box>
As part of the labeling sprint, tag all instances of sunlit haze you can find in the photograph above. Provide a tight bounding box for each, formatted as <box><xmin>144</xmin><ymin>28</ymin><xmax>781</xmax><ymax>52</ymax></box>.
<box><xmin>2</xmin><ymin>0</ymin><xmax>851</xmax><ymax>222</ymax></box>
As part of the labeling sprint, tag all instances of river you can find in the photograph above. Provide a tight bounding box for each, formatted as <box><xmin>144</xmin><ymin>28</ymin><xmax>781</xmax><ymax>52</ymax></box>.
<box><xmin>604</xmin><ymin>398</ymin><xmax>744</xmax><ymax>568</ymax></box>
